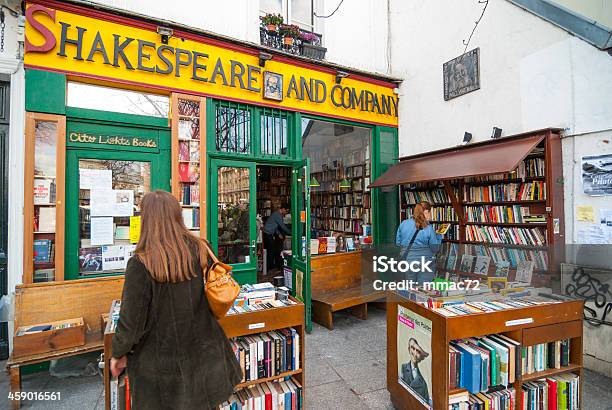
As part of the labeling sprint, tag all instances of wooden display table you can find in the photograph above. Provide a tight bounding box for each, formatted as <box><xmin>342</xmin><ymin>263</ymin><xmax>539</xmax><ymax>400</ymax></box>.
<box><xmin>387</xmin><ymin>295</ymin><xmax>584</xmax><ymax>409</ymax></box>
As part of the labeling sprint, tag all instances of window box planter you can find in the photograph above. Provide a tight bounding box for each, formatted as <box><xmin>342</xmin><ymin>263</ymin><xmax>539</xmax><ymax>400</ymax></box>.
<box><xmin>301</xmin><ymin>43</ymin><xmax>327</xmax><ymax>60</ymax></box>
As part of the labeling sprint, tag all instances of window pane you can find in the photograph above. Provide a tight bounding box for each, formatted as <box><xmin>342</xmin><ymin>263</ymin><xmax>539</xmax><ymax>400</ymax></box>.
<box><xmin>261</xmin><ymin>0</ymin><xmax>283</xmax><ymax>15</ymax></box>
<box><xmin>291</xmin><ymin>0</ymin><xmax>312</xmax><ymax>29</ymax></box>
<box><xmin>67</xmin><ymin>82</ymin><xmax>169</xmax><ymax>118</ymax></box>
<box><xmin>215</xmin><ymin>103</ymin><xmax>251</xmax><ymax>154</ymax></box>
<box><xmin>33</xmin><ymin>121</ymin><xmax>58</xmax><ymax>282</ymax></box>
<box><xmin>261</xmin><ymin>109</ymin><xmax>288</xmax><ymax>156</ymax></box>
<box><xmin>78</xmin><ymin>159</ymin><xmax>151</xmax><ymax>275</ymax></box>
<box><xmin>217</xmin><ymin>166</ymin><xmax>251</xmax><ymax>264</ymax></box>
<box><xmin>302</xmin><ymin>119</ymin><xmax>372</xmax><ymax>240</ymax></box>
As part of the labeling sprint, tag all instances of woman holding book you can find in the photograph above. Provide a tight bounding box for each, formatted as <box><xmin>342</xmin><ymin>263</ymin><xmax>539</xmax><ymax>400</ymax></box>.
<box><xmin>110</xmin><ymin>190</ymin><xmax>241</xmax><ymax>409</ymax></box>
<box><xmin>396</xmin><ymin>201</ymin><xmax>443</xmax><ymax>284</ymax></box>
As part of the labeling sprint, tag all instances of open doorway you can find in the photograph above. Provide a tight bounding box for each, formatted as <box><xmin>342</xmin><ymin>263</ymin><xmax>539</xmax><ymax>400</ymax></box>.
<box><xmin>256</xmin><ymin>165</ymin><xmax>292</xmax><ymax>283</ymax></box>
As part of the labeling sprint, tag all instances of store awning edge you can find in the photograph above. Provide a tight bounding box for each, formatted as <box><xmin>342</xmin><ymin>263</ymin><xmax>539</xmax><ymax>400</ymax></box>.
<box><xmin>370</xmin><ymin>134</ymin><xmax>546</xmax><ymax>188</ymax></box>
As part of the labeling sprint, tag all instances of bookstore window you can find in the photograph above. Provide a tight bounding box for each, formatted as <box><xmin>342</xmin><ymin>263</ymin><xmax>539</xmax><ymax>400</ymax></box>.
<box><xmin>78</xmin><ymin>160</ymin><xmax>150</xmax><ymax>275</ymax></box>
<box><xmin>215</xmin><ymin>101</ymin><xmax>252</xmax><ymax>154</ymax></box>
<box><xmin>67</xmin><ymin>82</ymin><xmax>170</xmax><ymax>118</ymax></box>
<box><xmin>32</xmin><ymin>121</ymin><xmax>58</xmax><ymax>282</ymax></box>
<box><xmin>302</xmin><ymin>118</ymin><xmax>372</xmax><ymax>253</ymax></box>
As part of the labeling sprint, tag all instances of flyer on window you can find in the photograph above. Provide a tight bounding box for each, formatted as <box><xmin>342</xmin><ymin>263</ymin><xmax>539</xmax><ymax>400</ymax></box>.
<box><xmin>397</xmin><ymin>306</ymin><xmax>433</xmax><ymax>409</ymax></box>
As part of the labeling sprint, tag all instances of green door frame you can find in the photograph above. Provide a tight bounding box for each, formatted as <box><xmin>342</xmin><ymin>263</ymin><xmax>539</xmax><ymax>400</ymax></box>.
<box><xmin>64</xmin><ymin>109</ymin><xmax>171</xmax><ymax>280</ymax></box>
<box><xmin>291</xmin><ymin>159</ymin><xmax>312</xmax><ymax>332</ymax></box>
<box><xmin>209</xmin><ymin>158</ymin><xmax>258</xmax><ymax>285</ymax></box>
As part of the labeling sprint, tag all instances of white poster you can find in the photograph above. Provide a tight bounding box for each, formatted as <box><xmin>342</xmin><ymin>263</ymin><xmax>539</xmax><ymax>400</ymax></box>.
<box><xmin>397</xmin><ymin>306</ymin><xmax>433</xmax><ymax>409</ymax></box>
<box><xmin>79</xmin><ymin>169</ymin><xmax>112</xmax><ymax>190</ymax></box>
<box><xmin>582</xmin><ymin>154</ymin><xmax>612</xmax><ymax>196</ymax></box>
<box><xmin>90</xmin><ymin>189</ymin><xmax>134</xmax><ymax>217</ymax></box>
<box><xmin>90</xmin><ymin>217</ymin><xmax>114</xmax><ymax>246</ymax></box>
<box><xmin>33</xmin><ymin>178</ymin><xmax>52</xmax><ymax>204</ymax></box>
<box><xmin>124</xmin><ymin>244</ymin><xmax>137</xmax><ymax>260</ymax></box>
<box><xmin>102</xmin><ymin>245</ymin><xmax>127</xmax><ymax>271</ymax></box>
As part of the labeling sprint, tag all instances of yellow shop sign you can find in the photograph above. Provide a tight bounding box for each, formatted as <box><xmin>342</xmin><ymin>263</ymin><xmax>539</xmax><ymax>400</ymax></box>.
<box><xmin>24</xmin><ymin>3</ymin><xmax>399</xmax><ymax>126</ymax></box>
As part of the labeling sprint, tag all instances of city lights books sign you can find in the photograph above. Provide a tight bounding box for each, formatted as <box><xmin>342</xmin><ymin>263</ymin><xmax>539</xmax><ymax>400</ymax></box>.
<box><xmin>397</xmin><ymin>306</ymin><xmax>433</xmax><ymax>409</ymax></box>
<box><xmin>24</xmin><ymin>3</ymin><xmax>399</xmax><ymax>127</ymax></box>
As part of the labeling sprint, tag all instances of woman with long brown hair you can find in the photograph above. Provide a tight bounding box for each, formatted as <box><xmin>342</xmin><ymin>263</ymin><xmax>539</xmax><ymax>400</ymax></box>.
<box><xmin>396</xmin><ymin>201</ymin><xmax>444</xmax><ymax>283</ymax></box>
<box><xmin>110</xmin><ymin>190</ymin><xmax>241</xmax><ymax>409</ymax></box>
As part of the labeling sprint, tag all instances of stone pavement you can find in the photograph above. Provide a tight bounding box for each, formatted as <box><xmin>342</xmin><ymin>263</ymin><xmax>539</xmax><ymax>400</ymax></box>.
<box><xmin>1</xmin><ymin>307</ymin><xmax>611</xmax><ymax>409</ymax></box>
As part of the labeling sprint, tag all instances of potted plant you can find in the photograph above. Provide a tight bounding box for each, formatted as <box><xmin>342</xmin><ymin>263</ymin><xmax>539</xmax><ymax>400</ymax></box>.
<box><xmin>300</xmin><ymin>31</ymin><xmax>327</xmax><ymax>60</ymax></box>
<box><xmin>279</xmin><ymin>24</ymin><xmax>300</xmax><ymax>46</ymax></box>
<box><xmin>300</xmin><ymin>31</ymin><xmax>319</xmax><ymax>44</ymax></box>
<box><xmin>261</xmin><ymin>13</ymin><xmax>283</xmax><ymax>32</ymax></box>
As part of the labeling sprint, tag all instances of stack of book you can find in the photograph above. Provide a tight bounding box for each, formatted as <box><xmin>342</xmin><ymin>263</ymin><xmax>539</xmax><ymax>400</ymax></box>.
<box><xmin>522</xmin><ymin>340</ymin><xmax>570</xmax><ymax>375</ymax></box>
<box><xmin>221</xmin><ymin>378</ymin><xmax>303</xmax><ymax>410</ymax></box>
<box><xmin>521</xmin><ymin>374</ymin><xmax>579</xmax><ymax>410</ymax></box>
<box><xmin>449</xmin><ymin>387</ymin><xmax>515</xmax><ymax>410</ymax></box>
<box><xmin>181</xmin><ymin>208</ymin><xmax>200</xmax><ymax>230</ymax></box>
<box><xmin>465</xmin><ymin>225</ymin><xmax>546</xmax><ymax>246</ymax></box>
<box><xmin>450</xmin><ymin>334</ymin><xmax>520</xmax><ymax>393</ymax></box>
<box><xmin>109</xmin><ymin>374</ymin><xmax>129</xmax><ymax>410</ymax></box>
<box><xmin>433</xmin><ymin>297</ymin><xmax>561</xmax><ymax>318</ymax></box>
<box><xmin>230</xmin><ymin>328</ymin><xmax>300</xmax><ymax>382</ymax></box>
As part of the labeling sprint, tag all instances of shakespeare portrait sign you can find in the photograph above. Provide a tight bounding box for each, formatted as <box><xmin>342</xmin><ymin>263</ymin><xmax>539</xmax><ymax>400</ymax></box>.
<box><xmin>443</xmin><ymin>48</ymin><xmax>480</xmax><ymax>101</ymax></box>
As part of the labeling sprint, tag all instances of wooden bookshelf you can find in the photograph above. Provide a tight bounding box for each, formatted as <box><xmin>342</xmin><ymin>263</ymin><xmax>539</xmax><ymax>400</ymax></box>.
<box><xmin>398</xmin><ymin>130</ymin><xmax>564</xmax><ymax>283</ymax></box>
<box><xmin>170</xmin><ymin>93</ymin><xmax>207</xmax><ymax>239</ymax></box>
<box><xmin>387</xmin><ymin>297</ymin><xmax>584</xmax><ymax>410</ymax></box>
<box><xmin>103</xmin><ymin>298</ymin><xmax>305</xmax><ymax>410</ymax></box>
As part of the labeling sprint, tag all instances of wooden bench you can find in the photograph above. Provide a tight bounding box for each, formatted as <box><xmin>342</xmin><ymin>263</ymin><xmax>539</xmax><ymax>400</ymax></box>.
<box><xmin>311</xmin><ymin>251</ymin><xmax>386</xmax><ymax>330</ymax></box>
<box><xmin>6</xmin><ymin>276</ymin><xmax>124</xmax><ymax>409</ymax></box>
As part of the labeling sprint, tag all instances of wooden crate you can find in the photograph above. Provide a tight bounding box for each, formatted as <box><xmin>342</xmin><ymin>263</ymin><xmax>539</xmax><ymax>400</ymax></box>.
<box><xmin>12</xmin><ymin>317</ymin><xmax>85</xmax><ymax>358</ymax></box>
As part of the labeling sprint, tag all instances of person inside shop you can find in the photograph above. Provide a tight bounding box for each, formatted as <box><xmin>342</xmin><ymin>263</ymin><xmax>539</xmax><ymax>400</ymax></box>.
<box><xmin>263</xmin><ymin>202</ymin><xmax>291</xmax><ymax>273</ymax></box>
<box><xmin>110</xmin><ymin>190</ymin><xmax>241</xmax><ymax>409</ymax></box>
<box><xmin>396</xmin><ymin>201</ymin><xmax>443</xmax><ymax>284</ymax></box>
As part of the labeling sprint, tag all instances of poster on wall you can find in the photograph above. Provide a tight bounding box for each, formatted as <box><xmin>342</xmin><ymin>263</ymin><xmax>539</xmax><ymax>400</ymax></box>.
<box><xmin>443</xmin><ymin>48</ymin><xmax>480</xmax><ymax>101</ymax></box>
<box><xmin>582</xmin><ymin>154</ymin><xmax>612</xmax><ymax>195</ymax></box>
<box><xmin>397</xmin><ymin>306</ymin><xmax>433</xmax><ymax>409</ymax></box>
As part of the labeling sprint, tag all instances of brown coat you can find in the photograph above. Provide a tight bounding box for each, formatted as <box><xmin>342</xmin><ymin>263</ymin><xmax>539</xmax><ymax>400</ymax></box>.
<box><xmin>112</xmin><ymin>256</ymin><xmax>242</xmax><ymax>409</ymax></box>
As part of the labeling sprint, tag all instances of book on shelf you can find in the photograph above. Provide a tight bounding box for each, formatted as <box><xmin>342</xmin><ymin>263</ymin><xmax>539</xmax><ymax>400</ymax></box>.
<box><xmin>33</xmin><ymin>239</ymin><xmax>53</xmax><ymax>263</ymax></box>
<box><xmin>460</xmin><ymin>255</ymin><xmax>476</xmax><ymax>273</ymax></box>
<box><xmin>450</xmin><ymin>334</ymin><xmax>520</xmax><ymax>394</ymax></box>
<box><xmin>473</xmin><ymin>256</ymin><xmax>491</xmax><ymax>275</ymax></box>
<box><xmin>33</xmin><ymin>178</ymin><xmax>55</xmax><ymax>204</ymax></box>
<box><xmin>448</xmin><ymin>387</ymin><xmax>515</xmax><ymax>410</ymax></box>
<box><xmin>109</xmin><ymin>373</ymin><xmax>129</xmax><ymax>410</ymax></box>
<box><xmin>433</xmin><ymin>297</ymin><xmax>562</xmax><ymax>318</ymax></box>
<box><xmin>33</xmin><ymin>268</ymin><xmax>55</xmax><ymax>282</ymax></box>
<box><xmin>310</xmin><ymin>239</ymin><xmax>319</xmax><ymax>255</ymax></box>
<box><xmin>521</xmin><ymin>373</ymin><xmax>579</xmax><ymax>410</ymax></box>
<box><xmin>230</xmin><ymin>327</ymin><xmax>300</xmax><ymax>382</ymax></box>
<box><xmin>221</xmin><ymin>377</ymin><xmax>303</xmax><ymax>410</ymax></box>
<box><xmin>465</xmin><ymin>205</ymin><xmax>534</xmax><ymax>224</ymax></box>
<box><xmin>521</xmin><ymin>339</ymin><xmax>570</xmax><ymax>376</ymax></box>
<box><xmin>463</xmin><ymin>182</ymin><xmax>546</xmax><ymax>203</ymax></box>
<box><xmin>178</xmin><ymin>141</ymin><xmax>190</xmax><ymax>161</ymax></box>
<box><xmin>181</xmin><ymin>208</ymin><xmax>200</xmax><ymax>229</ymax></box>
<box><xmin>403</xmin><ymin>188</ymin><xmax>453</xmax><ymax>205</ymax></box>
<box><xmin>494</xmin><ymin>261</ymin><xmax>511</xmax><ymax>278</ymax></box>
<box><xmin>178</xmin><ymin>163</ymin><xmax>199</xmax><ymax>183</ymax></box>
<box><xmin>189</xmin><ymin>141</ymin><xmax>200</xmax><ymax>162</ymax></box>
<box><xmin>37</xmin><ymin>206</ymin><xmax>56</xmax><ymax>233</ymax></box>
<box><xmin>465</xmin><ymin>225</ymin><xmax>546</xmax><ymax>246</ymax></box>
<box><xmin>515</xmin><ymin>261</ymin><xmax>535</xmax><ymax>284</ymax></box>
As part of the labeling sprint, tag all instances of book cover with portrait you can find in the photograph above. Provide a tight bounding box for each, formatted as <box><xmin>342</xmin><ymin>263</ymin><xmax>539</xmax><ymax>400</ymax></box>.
<box><xmin>397</xmin><ymin>306</ymin><xmax>433</xmax><ymax>409</ymax></box>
